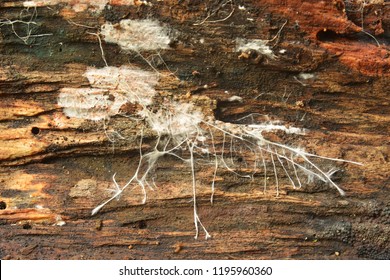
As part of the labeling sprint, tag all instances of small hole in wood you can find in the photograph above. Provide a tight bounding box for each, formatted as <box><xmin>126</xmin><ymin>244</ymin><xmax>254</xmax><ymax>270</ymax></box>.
<box><xmin>22</xmin><ymin>223</ymin><xmax>32</xmax><ymax>230</ymax></box>
<box><xmin>316</xmin><ymin>29</ymin><xmax>338</xmax><ymax>42</ymax></box>
<box><xmin>0</xmin><ymin>201</ymin><xmax>6</xmax><ymax>210</ymax></box>
<box><xmin>31</xmin><ymin>127</ymin><xmax>40</xmax><ymax>135</ymax></box>
<box><xmin>138</xmin><ymin>220</ymin><xmax>147</xmax><ymax>229</ymax></box>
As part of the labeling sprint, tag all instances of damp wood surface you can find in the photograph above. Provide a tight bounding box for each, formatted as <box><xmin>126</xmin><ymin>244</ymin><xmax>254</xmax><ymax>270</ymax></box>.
<box><xmin>0</xmin><ymin>0</ymin><xmax>389</xmax><ymax>259</ymax></box>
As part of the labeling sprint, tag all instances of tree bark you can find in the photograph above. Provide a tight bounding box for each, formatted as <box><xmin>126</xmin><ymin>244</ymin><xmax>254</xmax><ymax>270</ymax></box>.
<box><xmin>0</xmin><ymin>0</ymin><xmax>389</xmax><ymax>259</ymax></box>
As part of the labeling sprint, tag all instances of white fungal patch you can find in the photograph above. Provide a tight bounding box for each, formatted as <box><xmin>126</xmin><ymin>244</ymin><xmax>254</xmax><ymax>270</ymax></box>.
<box><xmin>236</xmin><ymin>38</ymin><xmax>276</xmax><ymax>59</ymax></box>
<box><xmin>101</xmin><ymin>19</ymin><xmax>172</xmax><ymax>52</ymax></box>
<box><xmin>141</xmin><ymin>101</ymin><xmax>204</xmax><ymax>137</ymax></box>
<box><xmin>58</xmin><ymin>88</ymin><xmax>125</xmax><ymax>121</ymax></box>
<box><xmin>58</xmin><ymin>66</ymin><xmax>158</xmax><ymax>120</ymax></box>
<box><xmin>227</xmin><ymin>95</ymin><xmax>243</xmax><ymax>102</ymax></box>
<box><xmin>22</xmin><ymin>1</ymin><xmax>40</xmax><ymax>7</ymax></box>
<box><xmin>247</xmin><ymin>123</ymin><xmax>306</xmax><ymax>135</ymax></box>
<box><xmin>55</xmin><ymin>215</ymin><xmax>66</xmax><ymax>226</ymax></box>
<box><xmin>84</xmin><ymin>66</ymin><xmax>158</xmax><ymax>106</ymax></box>
<box><xmin>298</xmin><ymin>73</ymin><xmax>315</xmax><ymax>80</ymax></box>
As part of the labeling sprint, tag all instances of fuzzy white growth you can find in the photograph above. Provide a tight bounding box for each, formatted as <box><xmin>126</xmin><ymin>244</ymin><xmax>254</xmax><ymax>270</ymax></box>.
<box><xmin>54</xmin><ymin>215</ymin><xmax>66</xmax><ymax>226</ymax></box>
<box><xmin>227</xmin><ymin>95</ymin><xmax>243</xmax><ymax>102</ymax></box>
<box><xmin>141</xmin><ymin>102</ymin><xmax>204</xmax><ymax>138</ymax></box>
<box><xmin>101</xmin><ymin>19</ymin><xmax>172</xmax><ymax>52</ymax></box>
<box><xmin>298</xmin><ymin>73</ymin><xmax>315</xmax><ymax>80</ymax></box>
<box><xmin>58</xmin><ymin>66</ymin><xmax>158</xmax><ymax>120</ymax></box>
<box><xmin>22</xmin><ymin>1</ymin><xmax>41</xmax><ymax>7</ymax></box>
<box><xmin>247</xmin><ymin>123</ymin><xmax>306</xmax><ymax>135</ymax></box>
<box><xmin>236</xmin><ymin>38</ymin><xmax>276</xmax><ymax>59</ymax></box>
<box><xmin>85</xmin><ymin>66</ymin><xmax>158</xmax><ymax>106</ymax></box>
<box><xmin>58</xmin><ymin>88</ymin><xmax>126</xmax><ymax>121</ymax></box>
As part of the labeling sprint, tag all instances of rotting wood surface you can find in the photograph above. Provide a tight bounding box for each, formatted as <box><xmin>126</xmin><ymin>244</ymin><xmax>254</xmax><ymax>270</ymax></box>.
<box><xmin>0</xmin><ymin>0</ymin><xmax>389</xmax><ymax>259</ymax></box>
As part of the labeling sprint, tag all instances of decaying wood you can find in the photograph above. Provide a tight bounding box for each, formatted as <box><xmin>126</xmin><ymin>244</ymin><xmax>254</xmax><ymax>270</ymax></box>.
<box><xmin>0</xmin><ymin>0</ymin><xmax>389</xmax><ymax>259</ymax></box>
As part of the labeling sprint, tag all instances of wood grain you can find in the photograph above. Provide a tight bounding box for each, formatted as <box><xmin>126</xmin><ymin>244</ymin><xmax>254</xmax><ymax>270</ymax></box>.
<box><xmin>0</xmin><ymin>0</ymin><xmax>389</xmax><ymax>259</ymax></box>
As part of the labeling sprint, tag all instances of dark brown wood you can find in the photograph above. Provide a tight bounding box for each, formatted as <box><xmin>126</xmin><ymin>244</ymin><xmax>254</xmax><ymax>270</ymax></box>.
<box><xmin>0</xmin><ymin>0</ymin><xmax>389</xmax><ymax>259</ymax></box>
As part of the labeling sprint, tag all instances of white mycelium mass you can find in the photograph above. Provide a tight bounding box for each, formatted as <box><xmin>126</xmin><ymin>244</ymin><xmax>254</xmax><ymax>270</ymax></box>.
<box><xmin>58</xmin><ymin>66</ymin><xmax>158</xmax><ymax>120</ymax></box>
<box><xmin>236</xmin><ymin>38</ymin><xmax>276</xmax><ymax>59</ymax></box>
<box><xmin>101</xmin><ymin>19</ymin><xmax>172</xmax><ymax>52</ymax></box>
